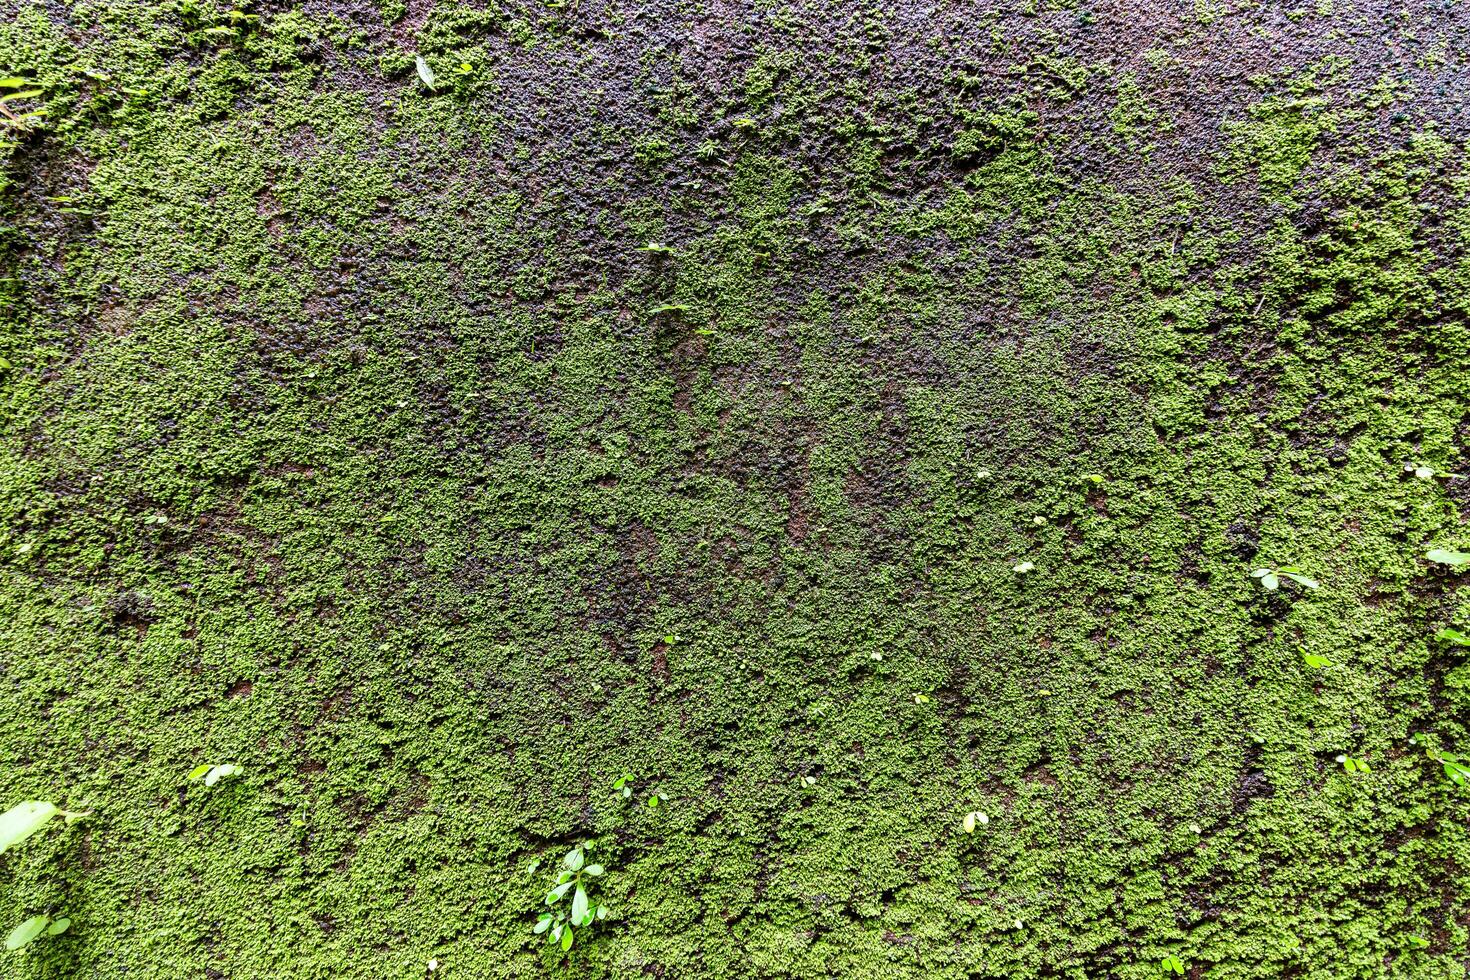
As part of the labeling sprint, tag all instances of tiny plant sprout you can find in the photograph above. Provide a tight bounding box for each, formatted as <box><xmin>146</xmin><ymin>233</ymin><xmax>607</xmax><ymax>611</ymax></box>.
<box><xmin>1336</xmin><ymin>754</ymin><xmax>1370</xmax><ymax>773</ymax></box>
<box><xmin>189</xmin><ymin>764</ymin><xmax>241</xmax><ymax>787</ymax></box>
<box><xmin>1160</xmin><ymin>954</ymin><xmax>1186</xmax><ymax>975</ymax></box>
<box><xmin>1302</xmin><ymin>651</ymin><xmax>1332</xmax><ymax>669</ymax></box>
<box><xmin>647</xmin><ymin>303</ymin><xmax>689</xmax><ymax>316</ymax></box>
<box><xmin>1408</xmin><ymin>463</ymin><xmax>1436</xmax><ymax>479</ymax></box>
<box><xmin>1081</xmin><ymin>473</ymin><xmax>1104</xmax><ymax>484</ymax></box>
<box><xmin>648</xmin><ymin>791</ymin><xmax>669</xmax><ymax>807</ymax></box>
<box><xmin>1251</xmin><ymin>566</ymin><xmax>1319</xmax><ymax>591</ymax></box>
<box><xmin>1410</xmin><ymin>736</ymin><xmax>1470</xmax><ymax>789</ymax></box>
<box><xmin>869</xmin><ymin>651</ymin><xmax>883</xmax><ymax>661</ymax></box>
<box><xmin>612</xmin><ymin>775</ymin><xmax>633</xmax><ymax>800</ymax></box>
<box><xmin>914</xmin><ymin>694</ymin><xmax>931</xmax><ymax>704</ymax></box>
<box><xmin>1013</xmin><ymin>561</ymin><xmax>1035</xmax><ymax>574</ymax></box>
<box><xmin>1407</xmin><ymin>935</ymin><xmax>1430</xmax><ymax>949</ymax></box>
<box><xmin>637</xmin><ymin>243</ymin><xmax>674</xmax><ymax>256</ymax></box>
<box><xmin>1425</xmin><ymin>548</ymin><xmax>1470</xmax><ymax>568</ymax></box>
<box><xmin>1188</xmin><ymin>822</ymin><xmax>1202</xmax><ymax>834</ymax></box>
<box><xmin>1032</xmin><ymin>516</ymin><xmax>1046</xmax><ymax>526</ymax></box>
<box><xmin>1435</xmin><ymin>627</ymin><xmax>1470</xmax><ymax>647</ymax></box>
<box><xmin>962</xmin><ymin>811</ymin><xmax>989</xmax><ymax>833</ymax></box>
<box><xmin>427</xmin><ymin>957</ymin><xmax>439</xmax><ymax>971</ymax></box>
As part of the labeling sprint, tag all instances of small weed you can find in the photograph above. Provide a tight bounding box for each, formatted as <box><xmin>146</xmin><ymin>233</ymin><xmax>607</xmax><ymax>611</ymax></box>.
<box><xmin>647</xmin><ymin>303</ymin><xmax>689</xmax><ymax>316</ymax></box>
<box><xmin>534</xmin><ymin>843</ymin><xmax>608</xmax><ymax>952</ymax></box>
<box><xmin>1302</xmin><ymin>651</ymin><xmax>1333</xmax><ymax>669</ymax></box>
<box><xmin>1404</xmin><ymin>463</ymin><xmax>1463</xmax><ymax>480</ymax></box>
<box><xmin>1435</xmin><ymin>627</ymin><xmax>1470</xmax><ymax>646</ymax></box>
<box><xmin>5</xmin><ymin>915</ymin><xmax>70</xmax><ymax>951</ymax></box>
<box><xmin>961</xmin><ymin>811</ymin><xmax>989</xmax><ymax>833</ymax></box>
<box><xmin>1251</xmin><ymin>566</ymin><xmax>1319</xmax><ymax>591</ymax></box>
<box><xmin>1409</xmin><ymin>735</ymin><xmax>1470</xmax><ymax>790</ymax></box>
<box><xmin>188</xmin><ymin>764</ymin><xmax>241</xmax><ymax>787</ymax></box>
<box><xmin>1335</xmin><ymin>753</ymin><xmax>1370</xmax><ymax>773</ymax></box>
<box><xmin>0</xmin><ymin>802</ymin><xmax>88</xmax><ymax>954</ymax></box>
<box><xmin>1159</xmin><ymin>954</ymin><xmax>1186</xmax><ymax>974</ymax></box>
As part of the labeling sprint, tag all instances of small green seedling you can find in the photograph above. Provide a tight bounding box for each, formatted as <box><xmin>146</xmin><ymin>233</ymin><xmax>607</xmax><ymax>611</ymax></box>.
<box><xmin>612</xmin><ymin>775</ymin><xmax>633</xmax><ymax>800</ymax></box>
<box><xmin>5</xmin><ymin>915</ymin><xmax>69</xmax><ymax>951</ymax></box>
<box><xmin>1012</xmin><ymin>561</ymin><xmax>1035</xmax><ymax>574</ymax></box>
<box><xmin>647</xmin><ymin>791</ymin><xmax>669</xmax><ymax>808</ymax></box>
<box><xmin>414</xmin><ymin>55</ymin><xmax>436</xmax><ymax>90</ymax></box>
<box><xmin>638</xmin><ymin>243</ymin><xmax>674</xmax><ymax>256</ymax></box>
<box><xmin>452</xmin><ymin>62</ymin><xmax>474</xmax><ymax>75</ymax></box>
<box><xmin>1251</xmin><ymin>566</ymin><xmax>1319</xmax><ymax>591</ymax></box>
<box><xmin>188</xmin><ymin>764</ymin><xmax>241</xmax><ymax>787</ymax></box>
<box><xmin>1407</xmin><ymin>734</ymin><xmax>1470</xmax><ymax>789</ymax></box>
<box><xmin>0</xmin><ymin>802</ymin><xmax>89</xmax><ymax>855</ymax></box>
<box><xmin>961</xmin><ymin>811</ymin><xmax>989</xmax><ymax>833</ymax></box>
<box><xmin>1405</xmin><ymin>464</ymin><xmax>1464</xmax><ymax>480</ymax></box>
<box><xmin>1159</xmin><ymin>954</ymin><xmax>1186</xmax><ymax>974</ymax></box>
<box><xmin>534</xmin><ymin>843</ymin><xmax>608</xmax><ymax>952</ymax></box>
<box><xmin>1335</xmin><ymin>753</ymin><xmax>1370</xmax><ymax>773</ymax></box>
<box><xmin>647</xmin><ymin>303</ymin><xmax>689</xmax><ymax>316</ymax></box>
<box><xmin>1439</xmin><ymin>752</ymin><xmax>1470</xmax><ymax>789</ymax></box>
<box><xmin>1302</xmin><ymin>652</ymin><xmax>1332</xmax><ymax>669</ymax></box>
<box><xmin>1425</xmin><ymin>549</ymin><xmax>1470</xmax><ymax>568</ymax></box>
<box><xmin>1406</xmin><ymin>934</ymin><xmax>1430</xmax><ymax>949</ymax></box>
<box><xmin>733</xmin><ymin>117</ymin><xmax>757</xmax><ymax>131</ymax></box>
<box><xmin>1435</xmin><ymin>627</ymin><xmax>1470</xmax><ymax>646</ymax></box>
<box><xmin>0</xmin><ymin>802</ymin><xmax>88</xmax><ymax>954</ymax></box>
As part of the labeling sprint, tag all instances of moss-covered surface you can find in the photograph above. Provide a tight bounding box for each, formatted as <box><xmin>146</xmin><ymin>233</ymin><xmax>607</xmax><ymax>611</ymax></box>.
<box><xmin>1</xmin><ymin>0</ymin><xmax>1469</xmax><ymax>976</ymax></box>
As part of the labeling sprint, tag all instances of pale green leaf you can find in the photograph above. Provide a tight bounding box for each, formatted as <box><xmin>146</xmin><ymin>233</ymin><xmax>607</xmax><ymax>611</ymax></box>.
<box><xmin>5</xmin><ymin>916</ymin><xmax>49</xmax><ymax>951</ymax></box>
<box><xmin>0</xmin><ymin>802</ymin><xmax>57</xmax><ymax>855</ymax></box>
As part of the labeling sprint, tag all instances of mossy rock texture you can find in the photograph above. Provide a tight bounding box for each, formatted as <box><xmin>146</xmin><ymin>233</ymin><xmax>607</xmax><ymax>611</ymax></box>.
<box><xmin>1</xmin><ymin>0</ymin><xmax>1469</xmax><ymax>977</ymax></box>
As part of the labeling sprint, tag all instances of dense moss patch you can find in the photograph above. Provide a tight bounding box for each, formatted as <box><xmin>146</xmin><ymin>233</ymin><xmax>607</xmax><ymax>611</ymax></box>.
<box><xmin>1</xmin><ymin>1</ymin><xmax>1468</xmax><ymax>977</ymax></box>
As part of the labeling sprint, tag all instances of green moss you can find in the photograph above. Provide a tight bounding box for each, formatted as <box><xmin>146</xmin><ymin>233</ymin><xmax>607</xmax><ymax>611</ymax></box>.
<box><xmin>0</xmin><ymin>2</ymin><xmax>1467</xmax><ymax>978</ymax></box>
